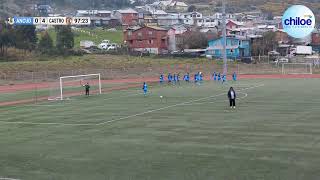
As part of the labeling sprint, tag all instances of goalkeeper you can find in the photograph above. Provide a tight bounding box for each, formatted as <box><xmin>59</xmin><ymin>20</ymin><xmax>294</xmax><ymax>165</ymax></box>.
<box><xmin>83</xmin><ymin>82</ymin><xmax>90</xmax><ymax>96</ymax></box>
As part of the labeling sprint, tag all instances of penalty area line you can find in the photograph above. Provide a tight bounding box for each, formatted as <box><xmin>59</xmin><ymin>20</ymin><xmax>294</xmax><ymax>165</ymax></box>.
<box><xmin>0</xmin><ymin>84</ymin><xmax>264</xmax><ymax>127</ymax></box>
<box><xmin>96</xmin><ymin>83</ymin><xmax>264</xmax><ymax>125</ymax></box>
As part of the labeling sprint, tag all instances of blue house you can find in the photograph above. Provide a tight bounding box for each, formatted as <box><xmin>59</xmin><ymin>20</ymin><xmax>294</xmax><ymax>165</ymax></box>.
<box><xmin>206</xmin><ymin>36</ymin><xmax>251</xmax><ymax>59</ymax></box>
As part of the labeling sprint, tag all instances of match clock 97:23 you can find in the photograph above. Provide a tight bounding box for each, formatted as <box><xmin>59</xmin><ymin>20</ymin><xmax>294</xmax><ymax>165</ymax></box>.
<box><xmin>72</xmin><ymin>17</ymin><xmax>91</xmax><ymax>25</ymax></box>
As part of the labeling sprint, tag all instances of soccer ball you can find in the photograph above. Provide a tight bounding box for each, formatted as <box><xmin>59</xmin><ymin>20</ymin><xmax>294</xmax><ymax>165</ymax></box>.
<box><xmin>160</xmin><ymin>96</ymin><xmax>163</xmax><ymax>98</ymax></box>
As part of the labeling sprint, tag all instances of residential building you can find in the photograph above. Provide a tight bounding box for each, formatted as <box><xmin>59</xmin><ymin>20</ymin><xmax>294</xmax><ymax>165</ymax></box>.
<box><xmin>157</xmin><ymin>14</ymin><xmax>180</xmax><ymax>26</ymax></box>
<box><xmin>275</xmin><ymin>29</ymin><xmax>290</xmax><ymax>44</ymax></box>
<box><xmin>76</xmin><ymin>10</ymin><xmax>111</xmax><ymax>17</ymax></box>
<box><xmin>226</xmin><ymin>20</ymin><xmax>244</xmax><ymax>30</ymax></box>
<box><xmin>311</xmin><ymin>30</ymin><xmax>320</xmax><ymax>52</ymax></box>
<box><xmin>124</xmin><ymin>26</ymin><xmax>168</xmax><ymax>54</ymax></box>
<box><xmin>76</xmin><ymin>10</ymin><xmax>118</xmax><ymax>27</ymax></box>
<box><xmin>114</xmin><ymin>8</ymin><xmax>139</xmax><ymax>26</ymax></box>
<box><xmin>154</xmin><ymin>0</ymin><xmax>188</xmax><ymax>11</ymax></box>
<box><xmin>207</xmin><ymin>36</ymin><xmax>251</xmax><ymax>59</ymax></box>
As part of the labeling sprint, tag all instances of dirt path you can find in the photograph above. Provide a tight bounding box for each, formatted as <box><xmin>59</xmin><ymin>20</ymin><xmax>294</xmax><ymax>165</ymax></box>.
<box><xmin>1</xmin><ymin>74</ymin><xmax>320</xmax><ymax>107</ymax></box>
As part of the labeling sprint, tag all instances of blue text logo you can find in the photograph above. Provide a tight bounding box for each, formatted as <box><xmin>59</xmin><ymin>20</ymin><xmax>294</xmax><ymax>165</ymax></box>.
<box><xmin>282</xmin><ymin>5</ymin><xmax>315</xmax><ymax>39</ymax></box>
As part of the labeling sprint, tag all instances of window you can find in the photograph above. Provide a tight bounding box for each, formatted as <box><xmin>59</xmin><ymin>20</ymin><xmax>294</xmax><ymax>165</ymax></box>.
<box><xmin>138</xmin><ymin>40</ymin><xmax>143</xmax><ymax>43</ymax></box>
<box><xmin>197</xmin><ymin>14</ymin><xmax>200</xmax><ymax>17</ymax></box>
<box><xmin>148</xmin><ymin>31</ymin><xmax>153</xmax><ymax>35</ymax></box>
<box><xmin>149</xmin><ymin>40</ymin><xmax>153</xmax><ymax>44</ymax></box>
<box><xmin>128</xmin><ymin>31</ymin><xmax>132</xmax><ymax>36</ymax></box>
<box><xmin>138</xmin><ymin>32</ymin><xmax>142</xmax><ymax>36</ymax></box>
<box><xmin>239</xmin><ymin>41</ymin><xmax>241</xmax><ymax>45</ymax></box>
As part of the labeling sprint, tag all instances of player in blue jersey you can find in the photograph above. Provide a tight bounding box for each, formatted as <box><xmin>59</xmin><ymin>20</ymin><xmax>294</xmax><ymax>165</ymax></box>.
<box><xmin>222</xmin><ymin>74</ymin><xmax>226</xmax><ymax>84</ymax></box>
<box><xmin>213</xmin><ymin>72</ymin><xmax>217</xmax><ymax>81</ymax></box>
<box><xmin>194</xmin><ymin>73</ymin><xmax>198</xmax><ymax>83</ymax></box>
<box><xmin>160</xmin><ymin>74</ymin><xmax>164</xmax><ymax>84</ymax></box>
<box><xmin>168</xmin><ymin>73</ymin><xmax>172</xmax><ymax>83</ymax></box>
<box><xmin>232</xmin><ymin>72</ymin><xmax>237</xmax><ymax>81</ymax></box>
<box><xmin>184</xmin><ymin>73</ymin><xmax>190</xmax><ymax>82</ymax></box>
<box><xmin>217</xmin><ymin>73</ymin><xmax>221</xmax><ymax>81</ymax></box>
<box><xmin>199</xmin><ymin>72</ymin><xmax>203</xmax><ymax>82</ymax></box>
<box><xmin>142</xmin><ymin>82</ymin><xmax>148</xmax><ymax>96</ymax></box>
<box><xmin>173</xmin><ymin>74</ymin><xmax>177</xmax><ymax>84</ymax></box>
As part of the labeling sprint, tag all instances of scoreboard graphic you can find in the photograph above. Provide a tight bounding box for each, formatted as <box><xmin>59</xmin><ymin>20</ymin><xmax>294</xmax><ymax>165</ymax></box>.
<box><xmin>7</xmin><ymin>17</ymin><xmax>91</xmax><ymax>26</ymax></box>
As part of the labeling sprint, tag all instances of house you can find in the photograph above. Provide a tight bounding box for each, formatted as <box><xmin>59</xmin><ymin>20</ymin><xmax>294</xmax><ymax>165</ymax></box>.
<box><xmin>153</xmin><ymin>0</ymin><xmax>188</xmax><ymax>11</ymax></box>
<box><xmin>207</xmin><ymin>36</ymin><xmax>251</xmax><ymax>59</ymax></box>
<box><xmin>157</xmin><ymin>14</ymin><xmax>180</xmax><ymax>26</ymax></box>
<box><xmin>311</xmin><ymin>30</ymin><xmax>320</xmax><ymax>52</ymax></box>
<box><xmin>201</xmin><ymin>16</ymin><xmax>219</xmax><ymax>27</ymax></box>
<box><xmin>275</xmin><ymin>29</ymin><xmax>290</xmax><ymax>44</ymax></box>
<box><xmin>180</xmin><ymin>12</ymin><xmax>204</xmax><ymax>26</ymax></box>
<box><xmin>114</xmin><ymin>8</ymin><xmax>139</xmax><ymax>26</ymax></box>
<box><xmin>76</xmin><ymin>10</ymin><xmax>118</xmax><ymax>27</ymax></box>
<box><xmin>136</xmin><ymin>9</ymin><xmax>157</xmax><ymax>26</ymax></box>
<box><xmin>213</xmin><ymin>13</ymin><xmax>235</xmax><ymax>20</ymax></box>
<box><xmin>124</xmin><ymin>26</ymin><xmax>168</xmax><ymax>54</ymax></box>
<box><xmin>169</xmin><ymin>1</ymin><xmax>188</xmax><ymax>11</ymax></box>
<box><xmin>167</xmin><ymin>25</ymin><xmax>189</xmax><ymax>51</ymax></box>
<box><xmin>151</xmin><ymin>10</ymin><xmax>168</xmax><ymax>17</ymax></box>
<box><xmin>226</xmin><ymin>20</ymin><xmax>244</xmax><ymax>30</ymax></box>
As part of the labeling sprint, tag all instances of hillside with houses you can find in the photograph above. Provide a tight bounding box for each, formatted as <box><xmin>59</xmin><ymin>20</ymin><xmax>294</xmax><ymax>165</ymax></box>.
<box><xmin>1</xmin><ymin>0</ymin><xmax>320</xmax><ymax>63</ymax></box>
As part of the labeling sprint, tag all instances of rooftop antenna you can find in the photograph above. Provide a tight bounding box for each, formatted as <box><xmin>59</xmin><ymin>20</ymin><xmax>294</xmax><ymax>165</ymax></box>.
<box><xmin>222</xmin><ymin>0</ymin><xmax>227</xmax><ymax>75</ymax></box>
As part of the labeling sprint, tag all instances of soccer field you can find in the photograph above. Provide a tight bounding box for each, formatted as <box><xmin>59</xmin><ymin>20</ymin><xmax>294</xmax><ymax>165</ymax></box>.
<box><xmin>0</xmin><ymin>79</ymin><xmax>320</xmax><ymax>180</ymax></box>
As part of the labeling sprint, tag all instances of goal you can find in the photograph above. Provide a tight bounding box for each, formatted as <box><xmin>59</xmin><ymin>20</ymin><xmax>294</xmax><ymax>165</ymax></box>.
<box><xmin>48</xmin><ymin>73</ymin><xmax>102</xmax><ymax>100</ymax></box>
<box><xmin>281</xmin><ymin>63</ymin><xmax>312</xmax><ymax>75</ymax></box>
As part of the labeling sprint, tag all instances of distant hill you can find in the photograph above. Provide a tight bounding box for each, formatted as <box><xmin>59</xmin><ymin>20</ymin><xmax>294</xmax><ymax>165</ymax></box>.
<box><xmin>1</xmin><ymin>0</ymin><xmax>319</xmax><ymax>20</ymax></box>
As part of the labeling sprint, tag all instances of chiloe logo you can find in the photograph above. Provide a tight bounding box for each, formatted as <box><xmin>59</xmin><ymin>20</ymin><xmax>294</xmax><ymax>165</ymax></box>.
<box><xmin>282</xmin><ymin>5</ymin><xmax>315</xmax><ymax>39</ymax></box>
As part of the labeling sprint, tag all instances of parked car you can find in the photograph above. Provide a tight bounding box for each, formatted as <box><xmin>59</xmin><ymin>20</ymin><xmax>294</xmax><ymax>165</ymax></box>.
<box><xmin>274</xmin><ymin>57</ymin><xmax>289</xmax><ymax>64</ymax></box>
<box><xmin>107</xmin><ymin>43</ymin><xmax>117</xmax><ymax>51</ymax></box>
<box><xmin>97</xmin><ymin>43</ymin><xmax>109</xmax><ymax>50</ymax></box>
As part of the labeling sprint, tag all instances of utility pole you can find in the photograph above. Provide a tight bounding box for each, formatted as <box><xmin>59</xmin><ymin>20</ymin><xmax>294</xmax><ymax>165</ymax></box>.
<box><xmin>222</xmin><ymin>0</ymin><xmax>227</xmax><ymax>75</ymax></box>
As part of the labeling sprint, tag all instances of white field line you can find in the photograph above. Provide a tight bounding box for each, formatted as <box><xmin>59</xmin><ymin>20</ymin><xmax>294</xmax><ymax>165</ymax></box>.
<box><xmin>0</xmin><ymin>84</ymin><xmax>264</xmax><ymax>126</ymax></box>
<box><xmin>96</xmin><ymin>84</ymin><xmax>264</xmax><ymax>125</ymax></box>
<box><xmin>0</xmin><ymin>178</ymin><xmax>21</xmax><ymax>180</ymax></box>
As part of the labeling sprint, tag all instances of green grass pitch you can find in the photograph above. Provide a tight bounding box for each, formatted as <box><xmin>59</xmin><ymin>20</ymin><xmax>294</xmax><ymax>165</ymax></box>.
<box><xmin>0</xmin><ymin>79</ymin><xmax>320</xmax><ymax>180</ymax></box>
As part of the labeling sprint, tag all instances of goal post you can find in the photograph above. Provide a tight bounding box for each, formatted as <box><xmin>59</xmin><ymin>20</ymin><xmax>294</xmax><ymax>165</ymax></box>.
<box><xmin>49</xmin><ymin>73</ymin><xmax>102</xmax><ymax>100</ymax></box>
<box><xmin>281</xmin><ymin>63</ymin><xmax>312</xmax><ymax>75</ymax></box>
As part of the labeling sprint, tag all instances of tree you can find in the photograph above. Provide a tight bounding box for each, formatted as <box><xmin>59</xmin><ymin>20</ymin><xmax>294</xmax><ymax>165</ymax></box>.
<box><xmin>179</xmin><ymin>31</ymin><xmax>208</xmax><ymax>50</ymax></box>
<box><xmin>0</xmin><ymin>21</ymin><xmax>15</xmax><ymax>57</ymax></box>
<box><xmin>38</xmin><ymin>31</ymin><xmax>54</xmax><ymax>54</ymax></box>
<box><xmin>14</xmin><ymin>25</ymin><xmax>37</xmax><ymax>52</ymax></box>
<box><xmin>55</xmin><ymin>25</ymin><xmax>74</xmax><ymax>53</ymax></box>
<box><xmin>251</xmin><ymin>31</ymin><xmax>277</xmax><ymax>56</ymax></box>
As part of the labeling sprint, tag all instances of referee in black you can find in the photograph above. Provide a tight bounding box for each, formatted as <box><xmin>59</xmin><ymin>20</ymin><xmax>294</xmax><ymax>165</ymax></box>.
<box><xmin>228</xmin><ymin>87</ymin><xmax>236</xmax><ymax>109</ymax></box>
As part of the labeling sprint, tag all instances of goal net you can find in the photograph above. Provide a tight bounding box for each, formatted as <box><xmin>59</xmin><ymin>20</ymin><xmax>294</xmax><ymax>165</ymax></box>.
<box><xmin>48</xmin><ymin>73</ymin><xmax>102</xmax><ymax>100</ymax></box>
<box><xmin>281</xmin><ymin>63</ymin><xmax>312</xmax><ymax>75</ymax></box>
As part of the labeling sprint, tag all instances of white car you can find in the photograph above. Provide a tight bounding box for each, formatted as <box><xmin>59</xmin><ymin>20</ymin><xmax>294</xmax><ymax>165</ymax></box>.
<box><xmin>98</xmin><ymin>43</ymin><xmax>111</xmax><ymax>50</ymax></box>
<box><xmin>274</xmin><ymin>57</ymin><xmax>289</xmax><ymax>64</ymax></box>
<box><xmin>107</xmin><ymin>43</ymin><xmax>117</xmax><ymax>51</ymax></box>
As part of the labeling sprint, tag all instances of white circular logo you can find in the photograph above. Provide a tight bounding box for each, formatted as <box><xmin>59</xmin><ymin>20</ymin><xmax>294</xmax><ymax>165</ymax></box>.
<box><xmin>282</xmin><ymin>5</ymin><xmax>315</xmax><ymax>39</ymax></box>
